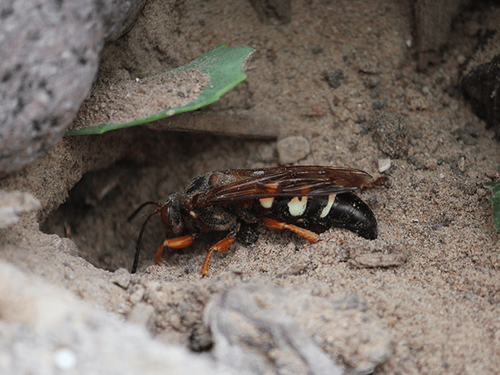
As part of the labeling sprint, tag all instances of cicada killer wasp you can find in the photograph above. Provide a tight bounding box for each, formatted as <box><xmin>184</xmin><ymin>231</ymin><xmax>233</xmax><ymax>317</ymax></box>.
<box><xmin>128</xmin><ymin>166</ymin><xmax>385</xmax><ymax>277</ymax></box>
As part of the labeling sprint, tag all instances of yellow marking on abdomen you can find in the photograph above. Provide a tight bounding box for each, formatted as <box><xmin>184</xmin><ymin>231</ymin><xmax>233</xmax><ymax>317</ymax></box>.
<box><xmin>259</xmin><ymin>197</ymin><xmax>274</xmax><ymax>209</ymax></box>
<box><xmin>288</xmin><ymin>196</ymin><xmax>308</xmax><ymax>216</ymax></box>
<box><xmin>320</xmin><ymin>194</ymin><xmax>336</xmax><ymax>218</ymax></box>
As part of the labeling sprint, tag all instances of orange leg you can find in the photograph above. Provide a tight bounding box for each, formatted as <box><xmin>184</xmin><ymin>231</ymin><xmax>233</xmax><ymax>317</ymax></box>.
<box><xmin>155</xmin><ymin>235</ymin><xmax>196</xmax><ymax>266</ymax></box>
<box><xmin>261</xmin><ymin>218</ymin><xmax>320</xmax><ymax>243</ymax></box>
<box><xmin>201</xmin><ymin>236</ymin><xmax>235</xmax><ymax>278</ymax></box>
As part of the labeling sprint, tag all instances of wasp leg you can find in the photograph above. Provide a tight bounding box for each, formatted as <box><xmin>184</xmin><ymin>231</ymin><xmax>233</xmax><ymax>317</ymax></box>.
<box><xmin>201</xmin><ymin>235</ymin><xmax>236</xmax><ymax>278</ymax></box>
<box><xmin>155</xmin><ymin>235</ymin><xmax>197</xmax><ymax>267</ymax></box>
<box><xmin>261</xmin><ymin>218</ymin><xmax>320</xmax><ymax>243</ymax></box>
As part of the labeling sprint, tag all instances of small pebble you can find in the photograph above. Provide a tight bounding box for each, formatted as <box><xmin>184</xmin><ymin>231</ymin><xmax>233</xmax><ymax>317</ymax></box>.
<box><xmin>406</xmin><ymin>89</ymin><xmax>428</xmax><ymax>110</ymax></box>
<box><xmin>378</xmin><ymin>158</ymin><xmax>391</xmax><ymax>173</ymax></box>
<box><xmin>458</xmin><ymin>156</ymin><xmax>466</xmax><ymax>172</ymax></box>
<box><xmin>129</xmin><ymin>287</ymin><xmax>145</xmax><ymax>304</ymax></box>
<box><xmin>111</xmin><ymin>268</ymin><xmax>131</xmax><ymax>289</ymax></box>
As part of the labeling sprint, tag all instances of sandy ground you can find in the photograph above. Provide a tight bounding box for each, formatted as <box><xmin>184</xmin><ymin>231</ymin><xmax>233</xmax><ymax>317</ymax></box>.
<box><xmin>2</xmin><ymin>0</ymin><xmax>500</xmax><ymax>373</ymax></box>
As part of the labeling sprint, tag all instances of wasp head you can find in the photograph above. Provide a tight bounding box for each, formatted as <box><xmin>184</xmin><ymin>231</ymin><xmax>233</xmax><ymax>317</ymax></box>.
<box><xmin>129</xmin><ymin>193</ymin><xmax>184</xmax><ymax>273</ymax></box>
<box><xmin>160</xmin><ymin>193</ymin><xmax>183</xmax><ymax>235</ymax></box>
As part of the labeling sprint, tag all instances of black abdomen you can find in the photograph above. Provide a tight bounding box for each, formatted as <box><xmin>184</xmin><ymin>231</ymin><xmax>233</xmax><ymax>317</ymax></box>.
<box><xmin>268</xmin><ymin>192</ymin><xmax>377</xmax><ymax>240</ymax></box>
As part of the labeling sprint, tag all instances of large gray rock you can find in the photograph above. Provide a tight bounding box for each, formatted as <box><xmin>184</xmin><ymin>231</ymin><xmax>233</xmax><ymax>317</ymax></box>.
<box><xmin>205</xmin><ymin>284</ymin><xmax>392</xmax><ymax>375</ymax></box>
<box><xmin>0</xmin><ymin>0</ymin><xmax>145</xmax><ymax>175</ymax></box>
<box><xmin>0</xmin><ymin>260</ymin><xmax>235</xmax><ymax>375</ymax></box>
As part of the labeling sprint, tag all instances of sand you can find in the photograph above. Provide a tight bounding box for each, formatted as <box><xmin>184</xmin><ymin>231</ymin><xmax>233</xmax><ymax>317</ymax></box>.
<box><xmin>1</xmin><ymin>1</ymin><xmax>500</xmax><ymax>373</ymax></box>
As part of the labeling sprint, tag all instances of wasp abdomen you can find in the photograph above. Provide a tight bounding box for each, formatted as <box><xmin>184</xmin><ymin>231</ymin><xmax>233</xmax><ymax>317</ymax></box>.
<box><xmin>268</xmin><ymin>192</ymin><xmax>377</xmax><ymax>240</ymax></box>
<box><xmin>323</xmin><ymin>193</ymin><xmax>377</xmax><ymax>240</ymax></box>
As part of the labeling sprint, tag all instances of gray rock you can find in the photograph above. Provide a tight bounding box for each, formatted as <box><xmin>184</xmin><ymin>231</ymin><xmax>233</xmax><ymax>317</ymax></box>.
<box><xmin>205</xmin><ymin>283</ymin><xmax>392</xmax><ymax>375</ymax></box>
<box><xmin>0</xmin><ymin>0</ymin><xmax>145</xmax><ymax>175</ymax></box>
<box><xmin>0</xmin><ymin>0</ymin><xmax>103</xmax><ymax>175</ymax></box>
<box><xmin>0</xmin><ymin>260</ymin><xmax>236</xmax><ymax>375</ymax></box>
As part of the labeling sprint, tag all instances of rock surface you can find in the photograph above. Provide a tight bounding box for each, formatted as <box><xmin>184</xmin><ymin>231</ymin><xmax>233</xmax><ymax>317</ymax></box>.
<box><xmin>205</xmin><ymin>283</ymin><xmax>391</xmax><ymax>375</ymax></box>
<box><xmin>0</xmin><ymin>260</ymin><xmax>235</xmax><ymax>375</ymax></box>
<box><xmin>0</xmin><ymin>0</ymin><xmax>145</xmax><ymax>175</ymax></box>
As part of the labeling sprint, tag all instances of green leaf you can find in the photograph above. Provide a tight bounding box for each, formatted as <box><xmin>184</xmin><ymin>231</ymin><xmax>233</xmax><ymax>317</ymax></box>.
<box><xmin>66</xmin><ymin>44</ymin><xmax>254</xmax><ymax>136</ymax></box>
<box><xmin>484</xmin><ymin>166</ymin><xmax>500</xmax><ymax>231</ymax></box>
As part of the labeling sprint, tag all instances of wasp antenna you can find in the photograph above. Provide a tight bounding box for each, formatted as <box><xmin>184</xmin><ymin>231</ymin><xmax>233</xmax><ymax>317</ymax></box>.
<box><xmin>127</xmin><ymin>201</ymin><xmax>161</xmax><ymax>222</ymax></box>
<box><xmin>131</xmin><ymin>210</ymin><xmax>160</xmax><ymax>273</ymax></box>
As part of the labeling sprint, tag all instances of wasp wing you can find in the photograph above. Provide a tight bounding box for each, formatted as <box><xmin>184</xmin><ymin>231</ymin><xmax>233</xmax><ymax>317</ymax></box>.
<box><xmin>197</xmin><ymin>166</ymin><xmax>374</xmax><ymax>206</ymax></box>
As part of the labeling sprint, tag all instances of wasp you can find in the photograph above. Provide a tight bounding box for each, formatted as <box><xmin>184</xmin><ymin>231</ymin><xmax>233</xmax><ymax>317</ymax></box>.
<box><xmin>128</xmin><ymin>166</ymin><xmax>385</xmax><ymax>277</ymax></box>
